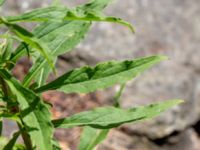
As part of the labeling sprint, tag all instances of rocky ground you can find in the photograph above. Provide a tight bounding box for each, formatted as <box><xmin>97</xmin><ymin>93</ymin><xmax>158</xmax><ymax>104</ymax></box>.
<box><xmin>2</xmin><ymin>0</ymin><xmax>200</xmax><ymax>149</ymax></box>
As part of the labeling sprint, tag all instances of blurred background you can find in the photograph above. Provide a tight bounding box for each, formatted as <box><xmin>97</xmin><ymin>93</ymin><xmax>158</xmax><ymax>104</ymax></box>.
<box><xmin>2</xmin><ymin>0</ymin><xmax>200</xmax><ymax>149</ymax></box>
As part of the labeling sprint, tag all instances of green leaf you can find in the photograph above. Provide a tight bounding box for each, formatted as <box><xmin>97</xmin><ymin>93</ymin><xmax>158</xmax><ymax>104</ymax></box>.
<box><xmin>78</xmin><ymin>127</ymin><xmax>109</xmax><ymax>150</ymax></box>
<box><xmin>19</xmin><ymin>0</ymin><xmax>114</xmax><ymax>87</ymax></box>
<box><xmin>64</xmin><ymin>10</ymin><xmax>134</xmax><ymax>33</ymax></box>
<box><xmin>52</xmin><ymin>99</ymin><xmax>183</xmax><ymax>129</ymax></box>
<box><xmin>6</xmin><ymin>6</ymin><xmax>68</xmax><ymax>23</ymax></box>
<box><xmin>3</xmin><ymin>131</ymin><xmax>21</xmax><ymax>150</ymax></box>
<box><xmin>6</xmin><ymin>0</ymin><xmax>114</xmax><ymax>23</ymax></box>
<box><xmin>6</xmin><ymin>6</ymin><xmax>134</xmax><ymax>33</ymax></box>
<box><xmin>0</xmin><ymin>69</ymin><xmax>54</xmax><ymax>150</ymax></box>
<box><xmin>35</xmin><ymin>56</ymin><xmax>167</xmax><ymax>94</ymax></box>
<box><xmin>22</xmin><ymin>20</ymin><xmax>91</xmax><ymax>87</ymax></box>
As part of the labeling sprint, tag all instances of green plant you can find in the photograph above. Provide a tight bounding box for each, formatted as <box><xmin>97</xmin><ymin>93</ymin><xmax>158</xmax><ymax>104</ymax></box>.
<box><xmin>0</xmin><ymin>0</ymin><xmax>182</xmax><ymax>149</ymax></box>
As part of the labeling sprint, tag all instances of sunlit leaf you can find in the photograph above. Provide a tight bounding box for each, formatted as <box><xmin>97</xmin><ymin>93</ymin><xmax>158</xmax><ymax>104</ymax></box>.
<box><xmin>6</xmin><ymin>6</ymin><xmax>68</xmax><ymax>22</ymax></box>
<box><xmin>35</xmin><ymin>56</ymin><xmax>166</xmax><ymax>94</ymax></box>
<box><xmin>52</xmin><ymin>99</ymin><xmax>183</xmax><ymax>128</ymax></box>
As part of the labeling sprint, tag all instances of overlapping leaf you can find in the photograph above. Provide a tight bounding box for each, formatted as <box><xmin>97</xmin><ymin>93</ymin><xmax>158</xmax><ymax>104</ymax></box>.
<box><xmin>35</xmin><ymin>56</ymin><xmax>167</xmax><ymax>94</ymax></box>
<box><xmin>0</xmin><ymin>69</ymin><xmax>53</xmax><ymax>150</ymax></box>
<box><xmin>52</xmin><ymin>99</ymin><xmax>182</xmax><ymax>129</ymax></box>
<box><xmin>22</xmin><ymin>20</ymin><xmax>91</xmax><ymax>87</ymax></box>
<box><xmin>1</xmin><ymin>19</ymin><xmax>55</xmax><ymax>72</ymax></box>
<box><xmin>13</xmin><ymin>0</ymin><xmax>123</xmax><ymax>87</ymax></box>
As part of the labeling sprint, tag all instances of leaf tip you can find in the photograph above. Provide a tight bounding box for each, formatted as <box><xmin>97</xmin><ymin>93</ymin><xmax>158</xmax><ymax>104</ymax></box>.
<box><xmin>173</xmin><ymin>99</ymin><xmax>185</xmax><ymax>104</ymax></box>
<box><xmin>157</xmin><ymin>55</ymin><xmax>168</xmax><ymax>61</ymax></box>
<box><xmin>165</xmin><ymin>99</ymin><xmax>185</xmax><ymax>107</ymax></box>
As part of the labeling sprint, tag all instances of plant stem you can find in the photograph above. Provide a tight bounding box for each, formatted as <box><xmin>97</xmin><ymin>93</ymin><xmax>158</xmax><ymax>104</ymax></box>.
<box><xmin>17</xmin><ymin>122</ymin><xmax>33</xmax><ymax>150</ymax></box>
<box><xmin>113</xmin><ymin>83</ymin><xmax>126</xmax><ymax>107</ymax></box>
<box><xmin>0</xmin><ymin>76</ymin><xmax>33</xmax><ymax>149</ymax></box>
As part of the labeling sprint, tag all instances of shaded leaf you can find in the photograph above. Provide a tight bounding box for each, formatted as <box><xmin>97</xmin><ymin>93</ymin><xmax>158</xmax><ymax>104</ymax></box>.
<box><xmin>0</xmin><ymin>69</ymin><xmax>53</xmax><ymax>150</ymax></box>
<box><xmin>52</xmin><ymin>99</ymin><xmax>183</xmax><ymax>128</ymax></box>
<box><xmin>35</xmin><ymin>56</ymin><xmax>166</xmax><ymax>94</ymax></box>
<box><xmin>78</xmin><ymin>126</ymin><xmax>109</xmax><ymax>150</ymax></box>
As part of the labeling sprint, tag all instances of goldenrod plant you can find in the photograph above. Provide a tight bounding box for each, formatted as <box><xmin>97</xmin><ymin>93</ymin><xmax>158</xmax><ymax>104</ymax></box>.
<box><xmin>0</xmin><ymin>0</ymin><xmax>182</xmax><ymax>149</ymax></box>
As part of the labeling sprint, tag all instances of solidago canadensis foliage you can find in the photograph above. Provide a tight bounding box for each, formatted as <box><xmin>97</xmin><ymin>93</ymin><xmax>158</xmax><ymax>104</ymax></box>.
<box><xmin>0</xmin><ymin>0</ymin><xmax>183</xmax><ymax>149</ymax></box>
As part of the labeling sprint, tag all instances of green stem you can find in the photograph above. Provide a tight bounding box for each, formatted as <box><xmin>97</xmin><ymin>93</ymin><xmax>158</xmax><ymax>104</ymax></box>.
<box><xmin>113</xmin><ymin>83</ymin><xmax>126</xmax><ymax>108</ymax></box>
<box><xmin>17</xmin><ymin>122</ymin><xmax>33</xmax><ymax>150</ymax></box>
<box><xmin>0</xmin><ymin>76</ymin><xmax>33</xmax><ymax>149</ymax></box>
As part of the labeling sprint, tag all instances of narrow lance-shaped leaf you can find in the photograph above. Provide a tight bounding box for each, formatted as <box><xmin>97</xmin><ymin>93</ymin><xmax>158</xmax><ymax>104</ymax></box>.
<box><xmin>3</xmin><ymin>131</ymin><xmax>21</xmax><ymax>150</ymax></box>
<box><xmin>5</xmin><ymin>6</ymin><xmax>134</xmax><ymax>33</ymax></box>
<box><xmin>78</xmin><ymin>126</ymin><xmax>109</xmax><ymax>150</ymax></box>
<box><xmin>35</xmin><ymin>56</ymin><xmax>167</xmax><ymax>94</ymax></box>
<box><xmin>0</xmin><ymin>69</ymin><xmax>54</xmax><ymax>150</ymax></box>
<box><xmin>78</xmin><ymin>75</ymin><xmax>126</xmax><ymax>150</ymax></box>
<box><xmin>6</xmin><ymin>6</ymin><xmax>68</xmax><ymax>22</ymax></box>
<box><xmin>64</xmin><ymin>10</ymin><xmax>134</xmax><ymax>33</ymax></box>
<box><xmin>52</xmin><ymin>99</ymin><xmax>183</xmax><ymax>129</ymax></box>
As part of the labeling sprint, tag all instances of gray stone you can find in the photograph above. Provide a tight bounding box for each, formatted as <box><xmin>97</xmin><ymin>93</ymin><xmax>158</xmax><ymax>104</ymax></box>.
<box><xmin>73</xmin><ymin>0</ymin><xmax>200</xmax><ymax>139</ymax></box>
<box><xmin>98</xmin><ymin>129</ymin><xmax>200</xmax><ymax>150</ymax></box>
<box><xmin>98</xmin><ymin>129</ymin><xmax>160</xmax><ymax>150</ymax></box>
